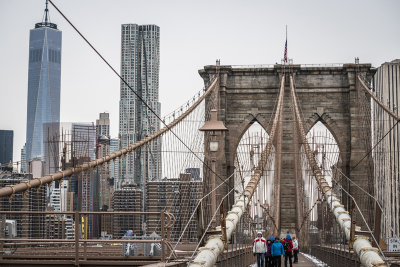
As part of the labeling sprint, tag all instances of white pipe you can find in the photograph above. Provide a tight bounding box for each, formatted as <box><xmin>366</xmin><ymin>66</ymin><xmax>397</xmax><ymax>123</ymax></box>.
<box><xmin>189</xmin><ymin>196</ymin><xmax>249</xmax><ymax>267</ymax></box>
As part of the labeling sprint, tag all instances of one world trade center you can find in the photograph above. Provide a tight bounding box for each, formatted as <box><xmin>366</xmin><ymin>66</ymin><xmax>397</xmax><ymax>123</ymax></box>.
<box><xmin>25</xmin><ymin>0</ymin><xmax>62</xmax><ymax>162</ymax></box>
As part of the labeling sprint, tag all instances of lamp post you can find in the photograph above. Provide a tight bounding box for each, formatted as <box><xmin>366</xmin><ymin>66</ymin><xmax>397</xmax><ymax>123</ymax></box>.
<box><xmin>199</xmin><ymin>109</ymin><xmax>228</xmax><ymax>227</ymax></box>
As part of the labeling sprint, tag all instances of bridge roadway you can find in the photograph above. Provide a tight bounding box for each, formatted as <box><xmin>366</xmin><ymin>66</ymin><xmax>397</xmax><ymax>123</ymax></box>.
<box><xmin>0</xmin><ymin>242</ymin><xmax>320</xmax><ymax>267</ymax></box>
<box><xmin>144</xmin><ymin>253</ymin><xmax>320</xmax><ymax>267</ymax></box>
<box><xmin>247</xmin><ymin>253</ymin><xmax>320</xmax><ymax>267</ymax></box>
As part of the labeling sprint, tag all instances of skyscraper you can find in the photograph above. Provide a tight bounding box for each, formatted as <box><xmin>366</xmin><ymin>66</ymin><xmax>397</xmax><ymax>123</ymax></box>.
<box><xmin>119</xmin><ymin>24</ymin><xmax>161</xmax><ymax>188</ymax></box>
<box><xmin>25</xmin><ymin>1</ymin><xmax>62</xmax><ymax>162</ymax></box>
<box><xmin>20</xmin><ymin>144</ymin><xmax>26</xmax><ymax>173</ymax></box>
<box><xmin>96</xmin><ymin>113</ymin><xmax>113</xmax><ymax>210</ymax></box>
<box><xmin>0</xmin><ymin>130</ymin><xmax>13</xmax><ymax>166</ymax></box>
<box><xmin>109</xmin><ymin>138</ymin><xmax>119</xmax><ymax>188</ymax></box>
<box><xmin>96</xmin><ymin>113</ymin><xmax>110</xmax><ymax>138</ymax></box>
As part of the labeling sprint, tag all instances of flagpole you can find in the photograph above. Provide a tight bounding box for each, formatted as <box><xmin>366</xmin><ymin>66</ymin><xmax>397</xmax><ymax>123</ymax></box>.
<box><xmin>286</xmin><ymin>25</ymin><xmax>287</xmax><ymax>61</ymax></box>
<box><xmin>284</xmin><ymin>25</ymin><xmax>288</xmax><ymax>63</ymax></box>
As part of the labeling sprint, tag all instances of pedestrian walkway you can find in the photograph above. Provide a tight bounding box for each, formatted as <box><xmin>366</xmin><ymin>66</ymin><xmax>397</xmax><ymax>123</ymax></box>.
<box><xmin>276</xmin><ymin>253</ymin><xmax>327</xmax><ymax>267</ymax></box>
<box><xmin>250</xmin><ymin>252</ymin><xmax>327</xmax><ymax>267</ymax></box>
<box><xmin>294</xmin><ymin>253</ymin><xmax>319</xmax><ymax>266</ymax></box>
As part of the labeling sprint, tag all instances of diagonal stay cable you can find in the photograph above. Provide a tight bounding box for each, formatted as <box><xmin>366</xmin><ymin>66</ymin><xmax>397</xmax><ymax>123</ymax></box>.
<box><xmin>48</xmin><ymin>0</ymin><xmax>234</xmax><ymax>190</ymax></box>
<box><xmin>350</xmin><ymin>120</ymin><xmax>399</xmax><ymax>172</ymax></box>
<box><xmin>321</xmin><ymin>155</ymin><xmax>397</xmax><ymax>237</ymax></box>
<box><xmin>290</xmin><ymin>74</ymin><xmax>387</xmax><ymax>265</ymax></box>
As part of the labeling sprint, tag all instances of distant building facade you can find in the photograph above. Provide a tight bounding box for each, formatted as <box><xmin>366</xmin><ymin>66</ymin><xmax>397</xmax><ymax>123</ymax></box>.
<box><xmin>25</xmin><ymin>4</ymin><xmax>62</xmax><ymax>162</ymax></box>
<box><xmin>146</xmin><ymin>173</ymin><xmax>202</xmax><ymax>241</ymax></box>
<box><xmin>109</xmin><ymin>138</ymin><xmax>119</xmax><ymax>188</ymax></box>
<box><xmin>96</xmin><ymin>113</ymin><xmax>110</xmax><ymax>138</ymax></box>
<box><xmin>0</xmin><ymin>172</ymin><xmax>46</xmax><ymax>238</ymax></box>
<box><xmin>373</xmin><ymin>59</ymin><xmax>400</xmax><ymax>238</ymax></box>
<box><xmin>96</xmin><ymin>113</ymin><xmax>113</xmax><ymax>211</ymax></box>
<box><xmin>72</xmin><ymin>123</ymin><xmax>96</xmax><ymax>161</ymax></box>
<box><xmin>112</xmin><ymin>184</ymin><xmax>143</xmax><ymax>238</ymax></box>
<box><xmin>0</xmin><ymin>130</ymin><xmax>13</xmax><ymax>166</ymax></box>
<box><xmin>20</xmin><ymin>144</ymin><xmax>26</xmax><ymax>173</ymax></box>
<box><xmin>42</xmin><ymin>122</ymin><xmax>72</xmax><ymax>175</ymax></box>
<box><xmin>119</xmin><ymin>24</ymin><xmax>161</xmax><ymax>188</ymax></box>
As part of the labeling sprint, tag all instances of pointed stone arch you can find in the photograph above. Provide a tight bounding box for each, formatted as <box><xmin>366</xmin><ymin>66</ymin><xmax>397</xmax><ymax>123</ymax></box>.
<box><xmin>200</xmin><ymin>63</ymin><xmax>375</xmax><ymax>231</ymax></box>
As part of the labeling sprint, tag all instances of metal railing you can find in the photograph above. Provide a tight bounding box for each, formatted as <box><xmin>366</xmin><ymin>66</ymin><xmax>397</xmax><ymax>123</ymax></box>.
<box><xmin>231</xmin><ymin>64</ymin><xmax>276</xmax><ymax>69</ymax></box>
<box><xmin>229</xmin><ymin>63</ymin><xmax>347</xmax><ymax>69</ymax></box>
<box><xmin>0</xmin><ymin>210</ymin><xmax>174</xmax><ymax>265</ymax></box>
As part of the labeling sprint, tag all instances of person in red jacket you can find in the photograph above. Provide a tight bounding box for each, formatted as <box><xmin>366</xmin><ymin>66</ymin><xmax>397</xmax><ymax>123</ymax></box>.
<box><xmin>283</xmin><ymin>234</ymin><xmax>293</xmax><ymax>267</ymax></box>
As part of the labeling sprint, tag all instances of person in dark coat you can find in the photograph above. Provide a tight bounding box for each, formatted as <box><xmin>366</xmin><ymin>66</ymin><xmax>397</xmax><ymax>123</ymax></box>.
<box><xmin>283</xmin><ymin>234</ymin><xmax>293</xmax><ymax>267</ymax></box>
<box><xmin>271</xmin><ymin>237</ymin><xmax>285</xmax><ymax>267</ymax></box>
<box><xmin>265</xmin><ymin>237</ymin><xmax>274</xmax><ymax>267</ymax></box>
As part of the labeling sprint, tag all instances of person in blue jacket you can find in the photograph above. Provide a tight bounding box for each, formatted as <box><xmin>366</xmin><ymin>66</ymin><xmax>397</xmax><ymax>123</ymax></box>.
<box><xmin>271</xmin><ymin>236</ymin><xmax>285</xmax><ymax>267</ymax></box>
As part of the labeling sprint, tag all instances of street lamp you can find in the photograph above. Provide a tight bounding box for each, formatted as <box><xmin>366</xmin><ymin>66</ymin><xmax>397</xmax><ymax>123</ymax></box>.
<box><xmin>199</xmin><ymin>109</ymin><xmax>228</xmax><ymax>226</ymax></box>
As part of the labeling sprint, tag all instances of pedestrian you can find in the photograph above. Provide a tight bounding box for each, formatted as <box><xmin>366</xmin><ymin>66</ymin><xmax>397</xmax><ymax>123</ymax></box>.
<box><xmin>292</xmin><ymin>236</ymin><xmax>299</xmax><ymax>263</ymax></box>
<box><xmin>265</xmin><ymin>237</ymin><xmax>274</xmax><ymax>267</ymax></box>
<box><xmin>271</xmin><ymin>236</ymin><xmax>285</xmax><ymax>267</ymax></box>
<box><xmin>253</xmin><ymin>231</ymin><xmax>267</xmax><ymax>267</ymax></box>
<box><xmin>283</xmin><ymin>234</ymin><xmax>293</xmax><ymax>267</ymax></box>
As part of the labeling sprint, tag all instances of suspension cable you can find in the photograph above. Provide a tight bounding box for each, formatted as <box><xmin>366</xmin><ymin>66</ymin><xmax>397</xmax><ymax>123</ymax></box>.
<box><xmin>289</xmin><ymin>74</ymin><xmax>387</xmax><ymax>266</ymax></box>
<box><xmin>47</xmin><ymin>0</ymin><xmax>234</xmax><ymax>191</ymax></box>
<box><xmin>350</xmin><ymin>120</ymin><xmax>399</xmax><ymax>172</ymax></box>
<box><xmin>322</xmin><ymin>156</ymin><xmax>396</xmax><ymax>237</ymax></box>
<box><xmin>188</xmin><ymin>73</ymin><xmax>285</xmax><ymax>267</ymax></box>
<box><xmin>358</xmin><ymin>75</ymin><xmax>400</xmax><ymax>121</ymax></box>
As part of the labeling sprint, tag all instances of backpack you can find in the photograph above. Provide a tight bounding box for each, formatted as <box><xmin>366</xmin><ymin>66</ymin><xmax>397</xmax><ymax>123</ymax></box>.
<box><xmin>283</xmin><ymin>240</ymin><xmax>289</xmax><ymax>252</ymax></box>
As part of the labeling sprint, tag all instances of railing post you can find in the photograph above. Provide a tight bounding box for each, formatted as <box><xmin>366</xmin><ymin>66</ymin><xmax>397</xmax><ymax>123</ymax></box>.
<box><xmin>83</xmin><ymin>215</ymin><xmax>87</xmax><ymax>261</ymax></box>
<box><xmin>349</xmin><ymin>201</ymin><xmax>356</xmax><ymax>250</ymax></box>
<box><xmin>373</xmin><ymin>201</ymin><xmax>382</xmax><ymax>248</ymax></box>
<box><xmin>75</xmin><ymin>211</ymin><xmax>79</xmax><ymax>265</ymax></box>
<box><xmin>0</xmin><ymin>214</ymin><xmax>5</xmax><ymax>260</ymax></box>
<box><xmin>161</xmin><ymin>210</ymin><xmax>165</xmax><ymax>262</ymax></box>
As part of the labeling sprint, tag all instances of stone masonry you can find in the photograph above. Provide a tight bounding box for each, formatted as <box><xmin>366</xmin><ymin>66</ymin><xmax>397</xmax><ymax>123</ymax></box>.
<box><xmin>199</xmin><ymin>63</ymin><xmax>376</xmax><ymax>235</ymax></box>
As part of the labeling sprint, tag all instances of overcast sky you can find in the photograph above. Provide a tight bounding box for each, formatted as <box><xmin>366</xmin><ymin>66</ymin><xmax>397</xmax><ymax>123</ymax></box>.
<box><xmin>0</xmin><ymin>0</ymin><xmax>399</xmax><ymax>164</ymax></box>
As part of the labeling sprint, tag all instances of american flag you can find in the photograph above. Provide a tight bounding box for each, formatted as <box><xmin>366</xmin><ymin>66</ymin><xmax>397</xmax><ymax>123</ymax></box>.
<box><xmin>284</xmin><ymin>39</ymin><xmax>287</xmax><ymax>63</ymax></box>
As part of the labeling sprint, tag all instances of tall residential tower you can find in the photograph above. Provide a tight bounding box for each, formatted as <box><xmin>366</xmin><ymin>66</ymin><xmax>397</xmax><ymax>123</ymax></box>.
<box><xmin>25</xmin><ymin>1</ymin><xmax>62</xmax><ymax>162</ymax></box>
<box><xmin>118</xmin><ymin>24</ymin><xmax>161</xmax><ymax>188</ymax></box>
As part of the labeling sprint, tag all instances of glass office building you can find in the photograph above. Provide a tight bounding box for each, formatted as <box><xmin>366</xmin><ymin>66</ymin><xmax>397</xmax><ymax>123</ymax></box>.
<box><xmin>25</xmin><ymin>4</ymin><xmax>62</xmax><ymax>162</ymax></box>
<box><xmin>0</xmin><ymin>130</ymin><xmax>13</xmax><ymax>165</ymax></box>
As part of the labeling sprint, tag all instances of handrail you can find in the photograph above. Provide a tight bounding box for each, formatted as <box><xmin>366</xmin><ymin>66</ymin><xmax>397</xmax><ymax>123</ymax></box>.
<box><xmin>0</xmin><ymin>76</ymin><xmax>219</xmax><ymax>198</ymax></box>
<box><xmin>231</xmin><ymin>64</ymin><xmax>275</xmax><ymax>69</ymax></box>
<box><xmin>289</xmin><ymin>74</ymin><xmax>387</xmax><ymax>267</ymax></box>
<box><xmin>300</xmin><ymin>63</ymin><xmax>344</xmax><ymax>68</ymax></box>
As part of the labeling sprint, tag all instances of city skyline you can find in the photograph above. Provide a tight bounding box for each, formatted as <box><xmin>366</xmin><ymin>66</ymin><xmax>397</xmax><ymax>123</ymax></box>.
<box><xmin>0</xmin><ymin>0</ymin><xmax>399</xmax><ymax>164</ymax></box>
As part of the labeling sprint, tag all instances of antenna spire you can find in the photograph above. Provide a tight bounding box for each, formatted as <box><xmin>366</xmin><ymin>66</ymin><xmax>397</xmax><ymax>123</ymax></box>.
<box><xmin>44</xmin><ymin>0</ymin><xmax>50</xmax><ymax>25</ymax></box>
<box><xmin>36</xmin><ymin>0</ymin><xmax>57</xmax><ymax>29</ymax></box>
